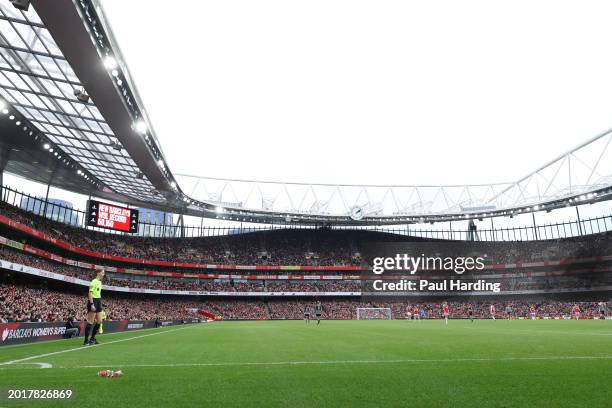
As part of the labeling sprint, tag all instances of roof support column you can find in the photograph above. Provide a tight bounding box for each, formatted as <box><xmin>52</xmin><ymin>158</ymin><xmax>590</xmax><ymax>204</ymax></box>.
<box><xmin>575</xmin><ymin>206</ymin><xmax>583</xmax><ymax>236</ymax></box>
<box><xmin>0</xmin><ymin>147</ymin><xmax>11</xmax><ymax>202</ymax></box>
<box><xmin>41</xmin><ymin>162</ymin><xmax>58</xmax><ymax>217</ymax></box>
<box><xmin>177</xmin><ymin>214</ymin><xmax>185</xmax><ymax>238</ymax></box>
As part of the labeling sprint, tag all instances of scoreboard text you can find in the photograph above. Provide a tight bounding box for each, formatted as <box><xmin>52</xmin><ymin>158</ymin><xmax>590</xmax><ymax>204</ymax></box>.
<box><xmin>87</xmin><ymin>200</ymin><xmax>139</xmax><ymax>233</ymax></box>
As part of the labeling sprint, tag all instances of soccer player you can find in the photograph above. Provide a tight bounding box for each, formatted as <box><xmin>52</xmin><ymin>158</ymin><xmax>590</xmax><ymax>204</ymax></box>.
<box><xmin>598</xmin><ymin>301</ymin><xmax>606</xmax><ymax>319</ymax></box>
<box><xmin>572</xmin><ymin>303</ymin><xmax>581</xmax><ymax>320</ymax></box>
<box><xmin>413</xmin><ymin>306</ymin><xmax>420</xmax><ymax>322</ymax></box>
<box><xmin>529</xmin><ymin>305</ymin><xmax>536</xmax><ymax>320</ymax></box>
<box><xmin>405</xmin><ymin>305</ymin><xmax>412</xmax><ymax>321</ymax></box>
<box><xmin>505</xmin><ymin>305</ymin><xmax>512</xmax><ymax>320</ymax></box>
<box><xmin>490</xmin><ymin>304</ymin><xmax>496</xmax><ymax>320</ymax></box>
<box><xmin>84</xmin><ymin>270</ymin><xmax>104</xmax><ymax>345</ymax></box>
<box><xmin>468</xmin><ymin>305</ymin><xmax>474</xmax><ymax>322</ymax></box>
<box><xmin>304</xmin><ymin>305</ymin><xmax>311</xmax><ymax>324</ymax></box>
<box><xmin>315</xmin><ymin>301</ymin><xmax>323</xmax><ymax>325</ymax></box>
<box><xmin>442</xmin><ymin>302</ymin><xmax>449</xmax><ymax>325</ymax></box>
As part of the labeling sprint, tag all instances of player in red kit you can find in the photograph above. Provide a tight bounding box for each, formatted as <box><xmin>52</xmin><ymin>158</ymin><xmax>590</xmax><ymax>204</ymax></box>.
<box><xmin>413</xmin><ymin>306</ymin><xmax>420</xmax><ymax>322</ymax></box>
<box><xmin>572</xmin><ymin>304</ymin><xmax>581</xmax><ymax>320</ymax></box>
<box><xmin>442</xmin><ymin>302</ymin><xmax>449</xmax><ymax>325</ymax></box>
<box><xmin>530</xmin><ymin>305</ymin><xmax>536</xmax><ymax>320</ymax></box>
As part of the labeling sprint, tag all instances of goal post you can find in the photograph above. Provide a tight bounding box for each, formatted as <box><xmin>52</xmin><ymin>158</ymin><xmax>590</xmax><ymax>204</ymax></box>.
<box><xmin>356</xmin><ymin>308</ymin><xmax>392</xmax><ymax>320</ymax></box>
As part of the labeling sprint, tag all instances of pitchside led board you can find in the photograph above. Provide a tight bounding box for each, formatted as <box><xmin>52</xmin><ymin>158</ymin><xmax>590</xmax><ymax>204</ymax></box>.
<box><xmin>87</xmin><ymin>200</ymin><xmax>139</xmax><ymax>233</ymax></box>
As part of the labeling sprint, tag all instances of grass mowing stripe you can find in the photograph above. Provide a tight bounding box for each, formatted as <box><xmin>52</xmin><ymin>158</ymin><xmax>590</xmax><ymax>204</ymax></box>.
<box><xmin>452</xmin><ymin>325</ymin><xmax>612</xmax><ymax>337</ymax></box>
<box><xmin>1</xmin><ymin>355</ymin><xmax>609</xmax><ymax>370</ymax></box>
<box><xmin>0</xmin><ymin>325</ymin><xmax>197</xmax><ymax>366</ymax></box>
<box><xmin>67</xmin><ymin>355</ymin><xmax>612</xmax><ymax>368</ymax></box>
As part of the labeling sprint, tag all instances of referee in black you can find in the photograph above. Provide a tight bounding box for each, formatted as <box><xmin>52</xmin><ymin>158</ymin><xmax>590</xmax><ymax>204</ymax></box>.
<box><xmin>84</xmin><ymin>270</ymin><xmax>105</xmax><ymax>345</ymax></box>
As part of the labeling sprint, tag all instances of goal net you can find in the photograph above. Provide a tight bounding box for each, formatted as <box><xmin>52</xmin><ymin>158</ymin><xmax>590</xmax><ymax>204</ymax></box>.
<box><xmin>356</xmin><ymin>308</ymin><xmax>392</xmax><ymax>320</ymax></box>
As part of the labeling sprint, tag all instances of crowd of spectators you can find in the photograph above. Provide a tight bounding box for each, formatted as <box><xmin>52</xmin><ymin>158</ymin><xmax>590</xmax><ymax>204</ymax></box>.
<box><xmin>2</xmin><ymin>244</ymin><xmax>612</xmax><ymax>295</ymax></box>
<box><xmin>397</xmin><ymin>300</ymin><xmax>610</xmax><ymax>320</ymax></box>
<box><xmin>199</xmin><ymin>301</ymin><xmax>268</xmax><ymax>320</ymax></box>
<box><xmin>4</xmin><ymin>201</ymin><xmax>612</xmax><ymax>269</ymax></box>
<box><xmin>0</xmin><ymin>282</ymin><xmax>200</xmax><ymax>323</ymax></box>
<box><xmin>0</xmin><ymin>245</ymin><xmax>363</xmax><ymax>292</ymax></box>
<box><xmin>0</xmin><ymin>203</ymin><xmax>362</xmax><ymax>266</ymax></box>
<box><xmin>1</xmin><ymin>202</ymin><xmax>611</xmax><ymax>325</ymax></box>
<box><xmin>268</xmin><ymin>299</ymin><xmax>610</xmax><ymax>320</ymax></box>
<box><xmin>2</xmin><ymin>279</ymin><xmax>608</xmax><ymax>323</ymax></box>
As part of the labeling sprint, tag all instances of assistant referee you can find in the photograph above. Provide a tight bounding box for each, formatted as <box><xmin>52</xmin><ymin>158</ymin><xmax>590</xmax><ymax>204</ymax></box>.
<box><xmin>84</xmin><ymin>269</ymin><xmax>105</xmax><ymax>345</ymax></box>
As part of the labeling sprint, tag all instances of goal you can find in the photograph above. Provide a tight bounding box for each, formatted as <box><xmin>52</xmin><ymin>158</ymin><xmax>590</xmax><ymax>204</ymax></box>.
<box><xmin>356</xmin><ymin>308</ymin><xmax>392</xmax><ymax>320</ymax></box>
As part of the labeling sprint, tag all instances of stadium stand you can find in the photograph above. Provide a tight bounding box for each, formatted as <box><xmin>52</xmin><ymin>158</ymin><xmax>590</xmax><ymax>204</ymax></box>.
<box><xmin>0</xmin><ymin>205</ymin><xmax>610</xmax><ymax>323</ymax></box>
<box><xmin>0</xmin><ymin>202</ymin><xmax>363</xmax><ymax>266</ymax></box>
<box><xmin>3</xmin><ymin>202</ymin><xmax>612</xmax><ymax>270</ymax></box>
<box><xmin>1</xmin><ymin>277</ymin><xmax>607</xmax><ymax>323</ymax></box>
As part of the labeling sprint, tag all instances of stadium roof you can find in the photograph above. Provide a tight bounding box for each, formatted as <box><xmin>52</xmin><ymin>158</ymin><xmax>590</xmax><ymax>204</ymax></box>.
<box><xmin>0</xmin><ymin>0</ymin><xmax>612</xmax><ymax>225</ymax></box>
<box><xmin>0</xmin><ymin>1</ymin><xmax>170</xmax><ymax>207</ymax></box>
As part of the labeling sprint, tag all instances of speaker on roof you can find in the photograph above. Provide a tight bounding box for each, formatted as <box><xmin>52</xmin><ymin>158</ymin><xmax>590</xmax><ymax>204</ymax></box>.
<box><xmin>10</xmin><ymin>0</ymin><xmax>31</xmax><ymax>11</ymax></box>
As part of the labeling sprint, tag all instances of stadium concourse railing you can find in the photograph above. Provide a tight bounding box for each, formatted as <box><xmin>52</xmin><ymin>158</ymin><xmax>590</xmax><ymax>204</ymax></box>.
<box><xmin>2</xmin><ymin>184</ymin><xmax>612</xmax><ymax>241</ymax></box>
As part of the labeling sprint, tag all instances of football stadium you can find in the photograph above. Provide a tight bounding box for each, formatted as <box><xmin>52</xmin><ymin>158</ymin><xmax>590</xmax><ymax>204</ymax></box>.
<box><xmin>0</xmin><ymin>1</ymin><xmax>611</xmax><ymax>407</ymax></box>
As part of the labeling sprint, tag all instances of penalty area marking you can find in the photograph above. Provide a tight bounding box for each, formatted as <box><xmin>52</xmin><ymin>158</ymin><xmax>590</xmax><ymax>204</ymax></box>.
<box><xmin>0</xmin><ymin>325</ymin><xmax>195</xmax><ymax>367</ymax></box>
<box><xmin>3</xmin><ymin>355</ymin><xmax>609</xmax><ymax>370</ymax></box>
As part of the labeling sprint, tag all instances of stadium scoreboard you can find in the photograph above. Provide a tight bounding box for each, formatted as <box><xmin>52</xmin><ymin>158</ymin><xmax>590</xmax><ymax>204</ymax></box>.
<box><xmin>87</xmin><ymin>200</ymin><xmax>139</xmax><ymax>233</ymax></box>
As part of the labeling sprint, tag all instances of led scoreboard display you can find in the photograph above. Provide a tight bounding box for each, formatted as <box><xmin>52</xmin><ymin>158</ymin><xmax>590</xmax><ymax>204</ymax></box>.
<box><xmin>87</xmin><ymin>200</ymin><xmax>139</xmax><ymax>233</ymax></box>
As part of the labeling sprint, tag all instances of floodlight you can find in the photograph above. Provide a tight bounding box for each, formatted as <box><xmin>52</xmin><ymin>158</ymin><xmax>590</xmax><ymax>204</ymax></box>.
<box><xmin>104</xmin><ymin>56</ymin><xmax>117</xmax><ymax>70</ymax></box>
<box><xmin>134</xmin><ymin>120</ymin><xmax>147</xmax><ymax>134</ymax></box>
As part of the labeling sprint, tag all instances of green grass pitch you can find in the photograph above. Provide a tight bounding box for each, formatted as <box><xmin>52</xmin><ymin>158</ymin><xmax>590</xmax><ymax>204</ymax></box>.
<box><xmin>1</xmin><ymin>320</ymin><xmax>611</xmax><ymax>407</ymax></box>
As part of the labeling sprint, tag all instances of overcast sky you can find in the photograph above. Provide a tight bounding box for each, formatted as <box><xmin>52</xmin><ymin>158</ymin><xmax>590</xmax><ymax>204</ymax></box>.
<box><xmin>100</xmin><ymin>0</ymin><xmax>612</xmax><ymax>187</ymax></box>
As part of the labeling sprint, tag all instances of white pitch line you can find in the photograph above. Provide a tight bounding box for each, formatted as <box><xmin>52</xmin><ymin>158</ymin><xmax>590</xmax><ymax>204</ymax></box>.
<box><xmin>14</xmin><ymin>362</ymin><xmax>53</xmax><ymax>369</ymax></box>
<box><xmin>2</xmin><ymin>355</ymin><xmax>610</xmax><ymax>370</ymax></box>
<box><xmin>0</xmin><ymin>326</ymin><xmax>194</xmax><ymax>366</ymax></box>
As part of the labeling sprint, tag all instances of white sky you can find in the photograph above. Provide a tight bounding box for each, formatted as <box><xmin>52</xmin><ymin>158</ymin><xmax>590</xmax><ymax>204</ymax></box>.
<box><xmin>100</xmin><ymin>0</ymin><xmax>612</xmax><ymax>187</ymax></box>
<box><xmin>4</xmin><ymin>0</ymin><xmax>612</xmax><ymax>235</ymax></box>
